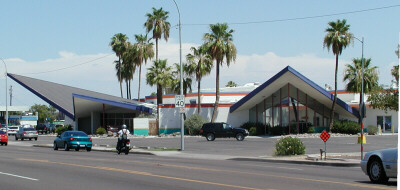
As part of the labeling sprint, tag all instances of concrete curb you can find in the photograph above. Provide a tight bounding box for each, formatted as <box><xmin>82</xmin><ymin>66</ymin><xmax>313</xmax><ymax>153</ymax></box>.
<box><xmin>228</xmin><ymin>157</ymin><xmax>360</xmax><ymax>167</ymax></box>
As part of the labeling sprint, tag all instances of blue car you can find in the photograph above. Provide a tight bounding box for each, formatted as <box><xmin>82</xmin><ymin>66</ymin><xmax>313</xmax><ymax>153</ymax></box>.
<box><xmin>53</xmin><ymin>131</ymin><xmax>92</xmax><ymax>151</ymax></box>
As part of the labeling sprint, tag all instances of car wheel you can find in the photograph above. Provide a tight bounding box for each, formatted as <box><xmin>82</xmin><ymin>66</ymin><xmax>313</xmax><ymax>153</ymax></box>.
<box><xmin>21</xmin><ymin>138</ymin><xmax>24</xmax><ymax>141</ymax></box>
<box><xmin>206</xmin><ymin>133</ymin><xmax>215</xmax><ymax>141</ymax></box>
<box><xmin>236</xmin><ymin>133</ymin><xmax>245</xmax><ymax>141</ymax></box>
<box><xmin>53</xmin><ymin>142</ymin><xmax>58</xmax><ymax>150</ymax></box>
<box><xmin>34</xmin><ymin>137</ymin><xmax>38</xmax><ymax>141</ymax></box>
<box><xmin>64</xmin><ymin>143</ymin><xmax>69</xmax><ymax>151</ymax></box>
<box><xmin>29</xmin><ymin>138</ymin><xmax>32</xmax><ymax>141</ymax></box>
<box><xmin>86</xmin><ymin>147</ymin><xmax>91</xmax><ymax>152</ymax></box>
<box><xmin>15</xmin><ymin>136</ymin><xmax>18</xmax><ymax>141</ymax></box>
<box><xmin>4</xmin><ymin>142</ymin><xmax>7</xmax><ymax>146</ymax></box>
<box><xmin>75</xmin><ymin>148</ymin><xmax>79</xmax><ymax>151</ymax></box>
<box><xmin>368</xmin><ymin>158</ymin><xmax>389</xmax><ymax>183</ymax></box>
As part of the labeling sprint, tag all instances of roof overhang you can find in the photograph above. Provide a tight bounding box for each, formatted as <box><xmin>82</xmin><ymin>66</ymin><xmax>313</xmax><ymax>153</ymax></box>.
<box><xmin>73</xmin><ymin>94</ymin><xmax>153</xmax><ymax>119</ymax></box>
<box><xmin>230</xmin><ymin>66</ymin><xmax>359</xmax><ymax>118</ymax></box>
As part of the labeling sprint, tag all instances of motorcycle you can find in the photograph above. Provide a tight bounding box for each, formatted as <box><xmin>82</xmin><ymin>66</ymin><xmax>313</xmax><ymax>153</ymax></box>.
<box><xmin>117</xmin><ymin>138</ymin><xmax>130</xmax><ymax>155</ymax></box>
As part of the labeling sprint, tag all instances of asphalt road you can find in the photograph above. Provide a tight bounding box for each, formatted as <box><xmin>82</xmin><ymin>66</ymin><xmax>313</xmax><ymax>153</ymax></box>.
<box><xmin>0</xmin><ymin>145</ymin><xmax>397</xmax><ymax>190</ymax></box>
<box><xmin>11</xmin><ymin>134</ymin><xmax>398</xmax><ymax>157</ymax></box>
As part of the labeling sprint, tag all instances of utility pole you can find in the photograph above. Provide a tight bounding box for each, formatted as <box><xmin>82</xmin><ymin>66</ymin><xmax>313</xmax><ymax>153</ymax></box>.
<box><xmin>9</xmin><ymin>85</ymin><xmax>12</xmax><ymax>106</ymax></box>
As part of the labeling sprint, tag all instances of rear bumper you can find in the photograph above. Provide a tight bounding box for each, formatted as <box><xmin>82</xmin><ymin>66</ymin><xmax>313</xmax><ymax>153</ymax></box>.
<box><xmin>69</xmin><ymin>142</ymin><xmax>92</xmax><ymax>148</ymax></box>
<box><xmin>22</xmin><ymin>134</ymin><xmax>38</xmax><ymax>138</ymax></box>
<box><xmin>0</xmin><ymin>139</ymin><xmax>7</xmax><ymax>143</ymax></box>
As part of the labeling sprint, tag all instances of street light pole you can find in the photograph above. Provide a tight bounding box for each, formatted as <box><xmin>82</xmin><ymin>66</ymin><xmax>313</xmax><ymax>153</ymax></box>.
<box><xmin>172</xmin><ymin>0</ymin><xmax>184</xmax><ymax>151</ymax></box>
<box><xmin>0</xmin><ymin>58</ymin><xmax>8</xmax><ymax>136</ymax></box>
<box><xmin>354</xmin><ymin>36</ymin><xmax>365</xmax><ymax>160</ymax></box>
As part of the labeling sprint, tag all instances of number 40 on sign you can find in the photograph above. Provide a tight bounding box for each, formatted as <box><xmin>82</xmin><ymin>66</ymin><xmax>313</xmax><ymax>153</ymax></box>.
<box><xmin>175</xmin><ymin>95</ymin><xmax>185</xmax><ymax>108</ymax></box>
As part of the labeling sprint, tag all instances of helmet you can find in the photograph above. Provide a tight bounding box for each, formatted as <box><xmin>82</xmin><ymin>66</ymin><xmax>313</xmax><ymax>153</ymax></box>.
<box><xmin>122</xmin><ymin>124</ymin><xmax>127</xmax><ymax>129</ymax></box>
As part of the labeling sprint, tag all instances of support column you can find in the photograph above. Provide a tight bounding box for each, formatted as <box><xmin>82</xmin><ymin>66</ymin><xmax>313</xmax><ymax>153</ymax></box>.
<box><xmin>288</xmin><ymin>83</ymin><xmax>290</xmax><ymax>134</ymax></box>
<box><xmin>280</xmin><ymin>88</ymin><xmax>282</xmax><ymax>126</ymax></box>
<box><xmin>272</xmin><ymin>94</ymin><xmax>274</xmax><ymax>128</ymax></box>
<box><xmin>264</xmin><ymin>99</ymin><xmax>266</xmax><ymax>135</ymax></box>
<box><xmin>297</xmin><ymin>88</ymin><xmax>299</xmax><ymax>134</ymax></box>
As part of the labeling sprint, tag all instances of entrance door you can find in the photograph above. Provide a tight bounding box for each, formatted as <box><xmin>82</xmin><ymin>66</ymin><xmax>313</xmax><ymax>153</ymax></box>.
<box><xmin>377</xmin><ymin>116</ymin><xmax>392</xmax><ymax>133</ymax></box>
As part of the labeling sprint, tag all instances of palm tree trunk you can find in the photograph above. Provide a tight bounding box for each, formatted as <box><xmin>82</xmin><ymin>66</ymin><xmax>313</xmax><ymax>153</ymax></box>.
<box><xmin>138</xmin><ymin>64</ymin><xmax>142</xmax><ymax>101</ymax></box>
<box><xmin>211</xmin><ymin>62</ymin><xmax>220</xmax><ymax>122</ymax></box>
<box><xmin>119</xmin><ymin>56</ymin><xmax>123</xmax><ymax>98</ymax></box>
<box><xmin>197</xmin><ymin>75</ymin><xmax>201</xmax><ymax>115</ymax></box>
<box><xmin>126</xmin><ymin>80</ymin><xmax>129</xmax><ymax>99</ymax></box>
<box><xmin>157</xmin><ymin>84</ymin><xmax>163</xmax><ymax>104</ymax></box>
<box><xmin>156</xmin><ymin>39</ymin><xmax>159</xmax><ymax>62</ymax></box>
<box><xmin>329</xmin><ymin>54</ymin><xmax>339</xmax><ymax>132</ymax></box>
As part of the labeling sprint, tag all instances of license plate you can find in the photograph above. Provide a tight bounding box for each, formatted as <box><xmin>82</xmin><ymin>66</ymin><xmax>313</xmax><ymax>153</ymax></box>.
<box><xmin>80</xmin><ymin>145</ymin><xmax>85</xmax><ymax>147</ymax></box>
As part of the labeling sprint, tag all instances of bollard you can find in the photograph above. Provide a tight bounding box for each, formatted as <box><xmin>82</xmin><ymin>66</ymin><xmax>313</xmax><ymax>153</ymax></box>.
<box><xmin>320</xmin><ymin>149</ymin><xmax>325</xmax><ymax>160</ymax></box>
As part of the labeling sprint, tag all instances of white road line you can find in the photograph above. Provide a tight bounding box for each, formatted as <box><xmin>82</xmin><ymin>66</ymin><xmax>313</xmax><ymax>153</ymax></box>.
<box><xmin>0</xmin><ymin>172</ymin><xmax>39</xmax><ymax>181</ymax></box>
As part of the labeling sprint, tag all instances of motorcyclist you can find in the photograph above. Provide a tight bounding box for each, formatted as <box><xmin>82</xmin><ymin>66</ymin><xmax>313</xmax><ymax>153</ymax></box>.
<box><xmin>116</xmin><ymin>124</ymin><xmax>130</xmax><ymax>151</ymax></box>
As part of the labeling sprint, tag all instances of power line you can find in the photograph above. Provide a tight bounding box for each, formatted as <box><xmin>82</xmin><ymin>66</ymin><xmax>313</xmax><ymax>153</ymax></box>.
<box><xmin>181</xmin><ymin>4</ymin><xmax>400</xmax><ymax>26</ymax></box>
<box><xmin>19</xmin><ymin>53</ymin><xmax>113</xmax><ymax>75</ymax></box>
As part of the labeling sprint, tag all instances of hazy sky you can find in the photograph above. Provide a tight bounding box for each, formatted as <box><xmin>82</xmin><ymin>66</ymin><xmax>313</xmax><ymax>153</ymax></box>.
<box><xmin>0</xmin><ymin>0</ymin><xmax>399</xmax><ymax>107</ymax></box>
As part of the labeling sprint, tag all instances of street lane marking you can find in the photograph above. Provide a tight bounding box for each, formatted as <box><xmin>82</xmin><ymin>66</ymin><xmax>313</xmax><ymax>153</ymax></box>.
<box><xmin>18</xmin><ymin>158</ymin><xmax>275</xmax><ymax>190</ymax></box>
<box><xmin>0</xmin><ymin>171</ymin><xmax>38</xmax><ymax>181</ymax></box>
<box><xmin>69</xmin><ymin>157</ymin><xmax>396</xmax><ymax>190</ymax></box>
<box><xmin>240</xmin><ymin>164</ymin><xmax>303</xmax><ymax>171</ymax></box>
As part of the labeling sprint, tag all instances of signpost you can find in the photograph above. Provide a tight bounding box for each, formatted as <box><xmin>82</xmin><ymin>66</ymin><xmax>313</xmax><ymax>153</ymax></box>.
<box><xmin>175</xmin><ymin>95</ymin><xmax>185</xmax><ymax>108</ymax></box>
<box><xmin>320</xmin><ymin>130</ymin><xmax>330</xmax><ymax>160</ymax></box>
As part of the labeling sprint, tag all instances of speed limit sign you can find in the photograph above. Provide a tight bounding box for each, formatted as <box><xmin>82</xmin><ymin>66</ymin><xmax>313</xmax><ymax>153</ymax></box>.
<box><xmin>175</xmin><ymin>95</ymin><xmax>185</xmax><ymax>107</ymax></box>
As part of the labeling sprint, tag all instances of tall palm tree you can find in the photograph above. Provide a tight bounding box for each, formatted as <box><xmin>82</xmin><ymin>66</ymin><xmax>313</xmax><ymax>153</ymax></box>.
<box><xmin>226</xmin><ymin>81</ymin><xmax>238</xmax><ymax>87</ymax></box>
<box><xmin>110</xmin><ymin>33</ymin><xmax>129</xmax><ymax>98</ymax></box>
<box><xmin>144</xmin><ymin>7</ymin><xmax>170</xmax><ymax>62</ymax></box>
<box><xmin>344</xmin><ymin>58</ymin><xmax>378</xmax><ymax>94</ymax></box>
<box><xmin>146</xmin><ymin>59</ymin><xmax>173</xmax><ymax>105</ymax></box>
<box><xmin>392</xmin><ymin>65</ymin><xmax>399</xmax><ymax>85</ymax></box>
<box><xmin>121</xmin><ymin>43</ymin><xmax>138</xmax><ymax>99</ymax></box>
<box><xmin>133</xmin><ymin>34</ymin><xmax>154</xmax><ymax>101</ymax></box>
<box><xmin>203</xmin><ymin>23</ymin><xmax>237</xmax><ymax>122</ymax></box>
<box><xmin>186</xmin><ymin>46</ymin><xmax>213</xmax><ymax>114</ymax></box>
<box><xmin>171</xmin><ymin>63</ymin><xmax>193</xmax><ymax>95</ymax></box>
<box><xmin>323</xmin><ymin>19</ymin><xmax>353</xmax><ymax>131</ymax></box>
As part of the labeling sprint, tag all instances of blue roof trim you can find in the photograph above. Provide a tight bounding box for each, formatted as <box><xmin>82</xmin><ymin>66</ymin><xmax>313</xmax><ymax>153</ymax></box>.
<box><xmin>72</xmin><ymin>93</ymin><xmax>152</xmax><ymax>114</ymax></box>
<box><xmin>7</xmin><ymin>73</ymin><xmax>75</xmax><ymax>120</ymax></box>
<box><xmin>229</xmin><ymin>66</ymin><xmax>359</xmax><ymax>117</ymax></box>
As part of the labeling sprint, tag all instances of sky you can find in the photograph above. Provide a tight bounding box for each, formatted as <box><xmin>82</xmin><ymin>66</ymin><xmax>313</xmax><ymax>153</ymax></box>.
<box><xmin>0</xmin><ymin>0</ymin><xmax>399</xmax><ymax>108</ymax></box>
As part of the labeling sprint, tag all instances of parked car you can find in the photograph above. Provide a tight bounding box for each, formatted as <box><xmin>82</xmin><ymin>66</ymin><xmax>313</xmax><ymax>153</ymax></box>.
<box><xmin>47</xmin><ymin>124</ymin><xmax>64</xmax><ymax>134</ymax></box>
<box><xmin>361</xmin><ymin>148</ymin><xmax>397</xmax><ymax>183</ymax></box>
<box><xmin>199</xmin><ymin>122</ymin><xmax>249</xmax><ymax>141</ymax></box>
<box><xmin>7</xmin><ymin>126</ymin><xmax>19</xmax><ymax>136</ymax></box>
<box><xmin>36</xmin><ymin>123</ymin><xmax>48</xmax><ymax>134</ymax></box>
<box><xmin>15</xmin><ymin>127</ymin><xmax>38</xmax><ymax>141</ymax></box>
<box><xmin>107</xmin><ymin>125</ymin><xmax>121</xmax><ymax>134</ymax></box>
<box><xmin>0</xmin><ymin>131</ymin><xmax>8</xmax><ymax>146</ymax></box>
<box><xmin>53</xmin><ymin>131</ymin><xmax>92</xmax><ymax>151</ymax></box>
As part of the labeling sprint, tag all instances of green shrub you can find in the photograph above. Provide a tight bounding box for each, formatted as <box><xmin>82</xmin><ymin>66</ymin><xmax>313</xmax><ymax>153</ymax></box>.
<box><xmin>307</xmin><ymin>127</ymin><xmax>315</xmax><ymax>133</ymax></box>
<box><xmin>55</xmin><ymin>126</ymin><xmax>69</xmax><ymax>135</ymax></box>
<box><xmin>367</xmin><ymin>125</ymin><xmax>378</xmax><ymax>135</ymax></box>
<box><xmin>249</xmin><ymin>127</ymin><xmax>257</xmax><ymax>136</ymax></box>
<box><xmin>184</xmin><ymin>114</ymin><xmax>207</xmax><ymax>135</ymax></box>
<box><xmin>332</xmin><ymin>120</ymin><xmax>360</xmax><ymax>134</ymax></box>
<box><xmin>275</xmin><ymin>136</ymin><xmax>306</xmax><ymax>156</ymax></box>
<box><xmin>96</xmin><ymin>127</ymin><xmax>106</xmax><ymax>135</ymax></box>
<box><xmin>240</xmin><ymin>122</ymin><xmax>266</xmax><ymax>135</ymax></box>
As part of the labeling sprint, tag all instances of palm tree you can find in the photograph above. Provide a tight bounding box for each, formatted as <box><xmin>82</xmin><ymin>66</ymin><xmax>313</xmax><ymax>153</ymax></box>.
<box><xmin>186</xmin><ymin>46</ymin><xmax>213</xmax><ymax>114</ymax></box>
<box><xmin>110</xmin><ymin>33</ymin><xmax>129</xmax><ymax>98</ymax></box>
<box><xmin>226</xmin><ymin>81</ymin><xmax>237</xmax><ymax>87</ymax></box>
<box><xmin>323</xmin><ymin>19</ymin><xmax>353</xmax><ymax>131</ymax></box>
<box><xmin>171</xmin><ymin>63</ymin><xmax>193</xmax><ymax>95</ymax></box>
<box><xmin>133</xmin><ymin>34</ymin><xmax>154</xmax><ymax>101</ymax></box>
<box><xmin>144</xmin><ymin>7</ymin><xmax>170</xmax><ymax>62</ymax></box>
<box><xmin>146</xmin><ymin>59</ymin><xmax>173</xmax><ymax>105</ymax></box>
<box><xmin>344</xmin><ymin>58</ymin><xmax>378</xmax><ymax>94</ymax></box>
<box><xmin>121</xmin><ymin>43</ymin><xmax>138</xmax><ymax>99</ymax></box>
<box><xmin>203</xmin><ymin>23</ymin><xmax>237</xmax><ymax>122</ymax></box>
<box><xmin>392</xmin><ymin>65</ymin><xmax>399</xmax><ymax>85</ymax></box>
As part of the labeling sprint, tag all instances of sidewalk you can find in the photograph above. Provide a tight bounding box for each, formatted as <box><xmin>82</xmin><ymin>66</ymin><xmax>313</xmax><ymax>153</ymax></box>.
<box><xmin>33</xmin><ymin>144</ymin><xmax>361</xmax><ymax>167</ymax></box>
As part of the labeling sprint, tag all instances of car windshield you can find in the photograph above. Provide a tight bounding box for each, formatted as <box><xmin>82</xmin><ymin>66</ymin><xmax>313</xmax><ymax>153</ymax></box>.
<box><xmin>24</xmin><ymin>128</ymin><xmax>36</xmax><ymax>131</ymax></box>
<box><xmin>68</xmin><ymin>131</ymin><xmax>88</xmax><ymax>137</ymax></box>
<box><xmin>9</xmin><ymin>127</ymin><xmax>18</xmax><ymax>129</ymax></box>
<box><xmin>0</xmin><ymin>131</ymin><xmax>5</xmax><ymax>134</ymax></box>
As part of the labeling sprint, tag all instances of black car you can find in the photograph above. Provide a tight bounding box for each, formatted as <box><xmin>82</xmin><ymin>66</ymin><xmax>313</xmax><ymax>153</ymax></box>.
<box><xmin>36</xmin><ymin>123</ymin><xmax>48</xmax><ymax>134</ymax></box>
<box><xmin>200</xmin><ymin>122</ymin><xmax>249</xmax><ymax>141</ymax></box>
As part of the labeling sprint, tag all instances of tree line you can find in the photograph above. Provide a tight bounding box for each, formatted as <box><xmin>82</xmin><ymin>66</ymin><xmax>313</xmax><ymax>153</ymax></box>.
<box><xmin>110</xmin><ymin>7</ymin><xmax>398</xmax><ymax>125</ymax></box>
